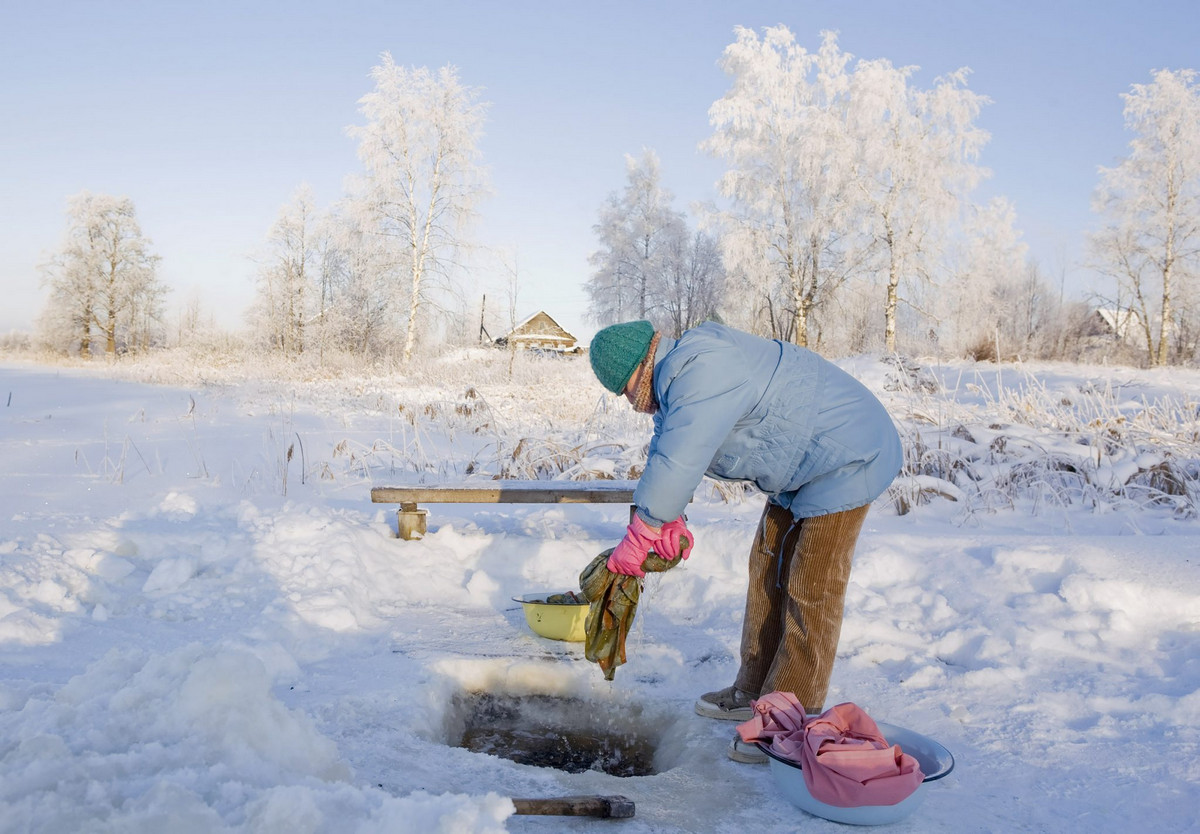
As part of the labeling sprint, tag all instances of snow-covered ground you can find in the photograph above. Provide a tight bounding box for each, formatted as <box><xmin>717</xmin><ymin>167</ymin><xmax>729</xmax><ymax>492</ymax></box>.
<box><xmin>1</xmin><ymin>351</ymin><xmax>1198</xmax><ymax>833</ymax></box>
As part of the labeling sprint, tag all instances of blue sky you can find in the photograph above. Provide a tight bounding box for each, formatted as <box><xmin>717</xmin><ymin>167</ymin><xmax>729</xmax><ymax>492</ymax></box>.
<box><xmin>1</xmin><ymin>1</ymin><xmax>1196</xmax><ymax>340</ymax></box>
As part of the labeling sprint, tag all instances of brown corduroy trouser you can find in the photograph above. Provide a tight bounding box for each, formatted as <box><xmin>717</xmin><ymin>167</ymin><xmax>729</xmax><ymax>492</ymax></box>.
<box><xmin>734</xmin><ymin>500</ymin><xmax>870</xmax><ymax>713</ymax></box>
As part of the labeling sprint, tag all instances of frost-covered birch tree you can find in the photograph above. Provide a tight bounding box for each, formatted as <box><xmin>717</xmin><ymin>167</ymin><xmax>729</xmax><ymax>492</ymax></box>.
<box><xmin>586</xmin><ymin>150</ymin><xmax>687</xmax><ymax>327</ymax></box>
<box><xmin>317</xmin><ymin>203</ymin><xmax>402</xmax><ymax>357</ymax></box>
<box><xmin>347</xmin><ymin>55</ymin><xmax>488</xmax><ymax>364</ymax></box>
<box><xmin>703</xmin><ymin>27</ymin><xmax>855</xmax><ymax>346</ymax></box>
<box><xmin>941</xmin><ymin>198</ymin><xmax>1029</xmax><ymax>357</ymax></box>
<box><xmin>849</xmin><ymin>59</ymin><xmax>989</xmax><ymax>352</ymax></box>
<box><xmin>250</xmin><ymin>185</ymin><xmax>318</xmax><ymax>355</ymax></box>
<box><xmin>307</xmin><ymin>210</ymin><xmax>343</xmax><ymax>363</ymax></box>
<box><xmin>1091</xmin><ymin>68</ymin><xmax>1200</xmax><ymax>366</ymax></box>
<box><xmin>660</xmin><ymin>229</ymin><xmax>725</xmax><ymax>337</ymax></box>
<box><xmin>37</xmin><ymin>191</ymin><xmax>163</xmax><ymax>357</ymax></box>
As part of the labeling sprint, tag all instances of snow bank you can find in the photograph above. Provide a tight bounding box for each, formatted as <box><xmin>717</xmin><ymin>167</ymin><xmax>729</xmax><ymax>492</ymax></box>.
<box><xmin>0</xmin><ymin>643</ymin><xmax>513</xmax><ymax>832</ymax></box>
<box><xmin>2</xmin><ymin>356</ymin><xmax>1198</xmax><ymax>832</ymax></box>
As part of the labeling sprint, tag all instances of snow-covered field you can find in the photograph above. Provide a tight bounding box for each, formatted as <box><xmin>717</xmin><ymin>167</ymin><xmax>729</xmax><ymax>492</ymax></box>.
<box><xmin>1</xmin><ymin>350</ymin><xmax>1198</xmax><ymax>833</ymax></box>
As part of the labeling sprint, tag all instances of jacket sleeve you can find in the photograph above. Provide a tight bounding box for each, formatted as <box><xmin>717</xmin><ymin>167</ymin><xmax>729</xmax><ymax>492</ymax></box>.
<box><xmin>633</xmin><ymin>347</ymin><xmax>759</xmax><ymax>525</ymax></box>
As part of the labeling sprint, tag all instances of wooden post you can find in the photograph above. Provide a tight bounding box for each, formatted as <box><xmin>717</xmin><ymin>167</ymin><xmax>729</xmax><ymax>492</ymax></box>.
<box><xmin>397</xmin><ymin>503</ymin><xmax>428</xmax><ymax>540</ymax></box>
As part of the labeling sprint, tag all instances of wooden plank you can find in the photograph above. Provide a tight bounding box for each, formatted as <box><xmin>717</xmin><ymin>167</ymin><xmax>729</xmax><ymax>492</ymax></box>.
<box><xmin>371</xmin><ymin>479</ymin><xmax>638</xmax><ymax>505</ymax></box>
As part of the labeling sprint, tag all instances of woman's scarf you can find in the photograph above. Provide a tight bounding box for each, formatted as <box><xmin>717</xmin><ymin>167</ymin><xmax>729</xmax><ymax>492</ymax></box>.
<box><xmin>631</xmin><ymin>333</ymin><xmax>660</xmax><ymax>415</ymax></box>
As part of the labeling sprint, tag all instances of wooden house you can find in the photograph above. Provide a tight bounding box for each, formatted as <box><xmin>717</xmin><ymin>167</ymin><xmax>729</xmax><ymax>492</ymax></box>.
<box><xmin>1092</xmin><ymin>307</ymin><xmax>1144</xmax><ymax>344</ymax></box>
<box><xmin>494</xmin><ymin>311</ymin><xmax>580</xmax><ymax>353</ymax></box>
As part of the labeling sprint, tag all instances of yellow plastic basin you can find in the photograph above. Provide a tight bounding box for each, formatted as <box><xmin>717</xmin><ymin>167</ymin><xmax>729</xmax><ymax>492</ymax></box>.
<box><xmin>514</xmin><ymin>592</ymin><xmax>588</xmax><ymax>642</ymax></box>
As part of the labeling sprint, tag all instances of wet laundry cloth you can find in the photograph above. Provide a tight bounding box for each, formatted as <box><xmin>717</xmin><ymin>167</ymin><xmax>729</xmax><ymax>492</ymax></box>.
<box><xmin>579</xmin><ymin>546</ymin><xmax>682</xmax><ymax>681</ymax></box>
<box><xmin>737</xmin><ymin>694</ymin><xmax>924</xmax><ymax>807</ymax></box>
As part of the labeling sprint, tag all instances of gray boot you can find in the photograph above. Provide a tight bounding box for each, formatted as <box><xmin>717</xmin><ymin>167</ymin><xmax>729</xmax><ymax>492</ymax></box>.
<box><xmin>727</xmin><ymin>735</ymin><xmax>768</xmax><ymax>764</ymax></box>
<box><xmin>694</xmin><ymin>684</ymin><xmax>756</xmax><ymax>721</ymax></box>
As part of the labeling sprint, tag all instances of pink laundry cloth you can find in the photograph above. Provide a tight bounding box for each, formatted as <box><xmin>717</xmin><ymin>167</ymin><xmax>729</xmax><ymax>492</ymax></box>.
<box><xmin>737</xmin><ymin>694</ymin><xmax>924</xmax><ymax>808</ymax></box>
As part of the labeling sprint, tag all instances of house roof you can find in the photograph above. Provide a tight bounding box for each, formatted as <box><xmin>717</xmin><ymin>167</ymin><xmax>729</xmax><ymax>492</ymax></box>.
<box><xmin>1096</xmin><ymin>307</ymin><xmax>1141</xmax><ymax>336</ymax></box>
<box><xmin>501</xmin><ymin>310</ymin><xmax>576</xmax><ymax>343</ymax></box>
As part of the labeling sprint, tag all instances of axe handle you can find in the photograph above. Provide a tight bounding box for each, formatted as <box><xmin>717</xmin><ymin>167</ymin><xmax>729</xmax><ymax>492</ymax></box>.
<box><xmin>511</xmin><ymin>795</ymin><xmax>635</xmax><ymax>818</ymax></box>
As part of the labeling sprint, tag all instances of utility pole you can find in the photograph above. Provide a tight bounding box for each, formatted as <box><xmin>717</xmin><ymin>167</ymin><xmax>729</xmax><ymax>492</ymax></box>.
<box><xmin>479</xmin><ymin>294</ymin><xmax>491</xmax><ymax>343</ymax></box>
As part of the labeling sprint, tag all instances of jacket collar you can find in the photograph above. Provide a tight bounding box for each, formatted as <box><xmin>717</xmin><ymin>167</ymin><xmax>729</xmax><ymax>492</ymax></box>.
<box><xmin>654</xmin><ymin>335</ymin><xmax>676</xmax><ymax>365</ymax></box>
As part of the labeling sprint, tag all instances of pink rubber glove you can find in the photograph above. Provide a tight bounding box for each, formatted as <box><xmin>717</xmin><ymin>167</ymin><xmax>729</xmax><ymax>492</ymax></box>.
<box><xmin>606</xmin><ymin>514</ymin><xmax>660</xmax><ymax>577</ymax></box>
<box><xmin>656</xmin><ymin>516</ymin><xmax>694</xmax><ymax>561</ymax></box>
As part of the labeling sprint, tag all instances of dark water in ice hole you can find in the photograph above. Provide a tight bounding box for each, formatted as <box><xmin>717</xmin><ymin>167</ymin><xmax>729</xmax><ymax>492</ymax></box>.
<box><xmin>452</xmin><ymin>693</ymin><xmax>659</xmax><ymax>777</ymax></box>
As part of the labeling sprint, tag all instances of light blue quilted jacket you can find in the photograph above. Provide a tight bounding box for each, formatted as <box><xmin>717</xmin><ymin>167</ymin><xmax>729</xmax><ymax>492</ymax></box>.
<box><xmin>633</xmin><ymin>322</ymin><xmax>902</xmax><ymax>525</ymax></box>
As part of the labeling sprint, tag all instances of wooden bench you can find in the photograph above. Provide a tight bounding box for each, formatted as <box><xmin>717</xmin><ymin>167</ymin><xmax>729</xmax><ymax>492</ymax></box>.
<box><xmin>371</xmin><ymin>479</ymin><xmax>642</xmax><ymax>540</ymax></box>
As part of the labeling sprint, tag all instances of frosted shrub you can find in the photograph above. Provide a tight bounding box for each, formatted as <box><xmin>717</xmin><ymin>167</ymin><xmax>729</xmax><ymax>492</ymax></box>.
<box><xmin>886</xmin><ymin>363</ymin><xmax>1200</xmax><ymax>520</ymax></box>
<box><xmin>28</xmin><ymin>345</ymin><xmax>1200</xmax><ymax>521</ymax></box>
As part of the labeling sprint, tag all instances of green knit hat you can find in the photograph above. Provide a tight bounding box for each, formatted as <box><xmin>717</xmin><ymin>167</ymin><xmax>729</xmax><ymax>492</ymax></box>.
<box><xmin>589</xmin><ymin>320</ymin><xmax>656</xmax><ymax>393</ymax></box>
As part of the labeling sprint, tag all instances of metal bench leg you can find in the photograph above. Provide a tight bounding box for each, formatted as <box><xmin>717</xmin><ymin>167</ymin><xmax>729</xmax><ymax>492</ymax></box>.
<box><xmin>398</xmin><ymin>503</ymin><xmax>429</xmax><ymax>540</ymax></box>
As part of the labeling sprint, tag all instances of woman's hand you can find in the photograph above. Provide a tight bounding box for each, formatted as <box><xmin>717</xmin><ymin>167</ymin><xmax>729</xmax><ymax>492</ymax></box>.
<box><xmin>606</xmin><ymin>514</ymin><xmax>661</xmax><ymax>577</ymax></box>
<box><xmin>657</xmin><ymin>516</ymin><xmax>694</xmax><ymax>561</ymax></box>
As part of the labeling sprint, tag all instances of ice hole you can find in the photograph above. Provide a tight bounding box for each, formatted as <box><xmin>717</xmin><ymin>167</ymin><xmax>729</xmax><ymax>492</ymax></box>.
<box><xmin>447</xmin><ymin>692</ymin><xmax>665</xmax><ymax>777</ymax></box>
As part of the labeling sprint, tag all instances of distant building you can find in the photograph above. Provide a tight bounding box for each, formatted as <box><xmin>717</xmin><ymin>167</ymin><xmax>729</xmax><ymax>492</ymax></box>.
<box><xmin>493</xmin><ymin>311</ymin><xmax>581</xmax><ymax>353</ymax></box>
<box><xmin>1092</xmin><ymin>307</ymin><xmax>1144</xmax><ymax>344</ymax></box>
